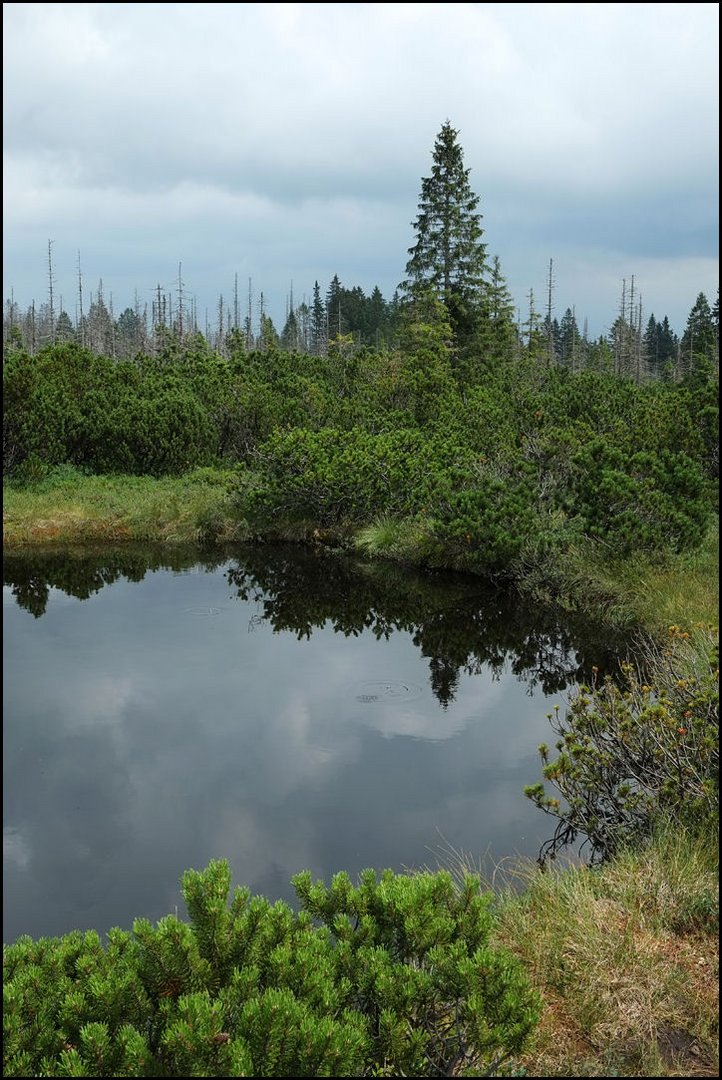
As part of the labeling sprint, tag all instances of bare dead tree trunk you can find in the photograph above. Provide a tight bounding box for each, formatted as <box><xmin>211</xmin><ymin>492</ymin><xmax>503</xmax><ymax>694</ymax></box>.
<box><xmin>616</xmin><ymin>279</ymin><xmax>626</xmax><ymax>375</ymax></box>
<box><xmin>246</xmin><ymin>277</ymin><xmax>253</xmax><ymax>349</ymax></box>
<box><xmin>109</xmin><ymin>292</ymin><xmax>116</xmax><ymax>360</ymax></box>
<box><xmin>176</xmin><ymin>263</ymin><xmax>184</xmax><ymax>339</ymax></box>
<box><xmin>47</xmin><ymin>240</ymin><xmax>56</xmax><ymax>343</ymax></box>
<box><xmin>546</xmin><ymin>257</ymin><xmax>555</xmax><ymax>364</ymax></box>
<box><xmin>635</xmin><ymin>295</ymin><xmax>643</xmax><ymax>383</ymax></box>
<box><xmin>217</xmin><ymin>294</ymin><xmax>225</xmax><ymax>353</ymax></box>
<box><xmin>77</xmin><ymin>252</ymin><xmax>85</xmax><ymax>347</ymax></box>
<box><xmin>570</xmin><ymin>304</ymin><xmax>577</xmax><ymax>374</ymax></box>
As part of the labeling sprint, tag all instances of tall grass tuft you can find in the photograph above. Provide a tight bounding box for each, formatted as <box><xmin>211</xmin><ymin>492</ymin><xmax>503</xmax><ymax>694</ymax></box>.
<box><xmin>429</xmin><ymin>822</ymin><xmax>718</xmax><ymax>1077</ymax></box>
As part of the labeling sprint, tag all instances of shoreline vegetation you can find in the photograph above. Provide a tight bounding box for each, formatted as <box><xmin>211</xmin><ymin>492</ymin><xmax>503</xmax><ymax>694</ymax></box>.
<box><xmin>3</xmin><ymin>465</ymin><xmax>718</xmax><ymax>636</ymax></box>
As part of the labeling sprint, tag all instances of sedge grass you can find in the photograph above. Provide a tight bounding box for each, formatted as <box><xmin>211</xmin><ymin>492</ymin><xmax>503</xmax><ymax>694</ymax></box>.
<box><xmin>3</xmin><ymin>466</ymin><xmax>248</xmax><ymax>545</ymax></box>
<box><xmin>427</xmin><ymin>823</ymin><xmax>718</xmax><ymax>1077</ymax></box>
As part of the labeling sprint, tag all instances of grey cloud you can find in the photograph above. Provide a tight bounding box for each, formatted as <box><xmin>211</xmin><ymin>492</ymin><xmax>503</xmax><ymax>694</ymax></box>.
<box><xmin>3</xmin><ymin>2</ymin><xmax>718</xmax><ymax>336</ymax></box>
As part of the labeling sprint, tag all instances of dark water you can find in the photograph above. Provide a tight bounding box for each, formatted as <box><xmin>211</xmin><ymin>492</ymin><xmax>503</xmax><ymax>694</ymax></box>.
<box><xmin>3</xmin><ymin>544</ymin><xmax>626</xmax><ymax>944</ymax></box>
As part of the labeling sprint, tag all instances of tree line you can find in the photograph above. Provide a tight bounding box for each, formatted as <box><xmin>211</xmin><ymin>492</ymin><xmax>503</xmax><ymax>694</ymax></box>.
<box><xmin>4</xmin><ymin>122</ymin><xmax>719</xmax><ymax>381</ymax></box>
<box><xmin>3</xmin><ymin>121</ymin><xmax>718</xmax><ymax>575</ymax></box>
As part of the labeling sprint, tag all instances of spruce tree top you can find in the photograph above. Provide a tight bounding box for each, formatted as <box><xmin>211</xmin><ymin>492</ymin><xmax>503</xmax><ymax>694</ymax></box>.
<box><xmin>401</xmin><ymin>121</ymin><xmax>487</xmax><ymax>310</ymax></box>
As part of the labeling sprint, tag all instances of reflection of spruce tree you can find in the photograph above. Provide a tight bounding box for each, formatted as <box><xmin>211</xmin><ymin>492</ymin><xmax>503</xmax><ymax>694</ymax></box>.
<box><xmin>428</xmin><ymin>655</ymin><xmax>460</xmax><ymax>708</ymax></box>
<box><xmin>227</xmin><ymin>545</ymin><xmax>627</xmax><ymax>700</ymax></box>
<box><xmin>5</xmin><ymin>571</ymin><xmax>50</xmax><ymax>620</ymax></box>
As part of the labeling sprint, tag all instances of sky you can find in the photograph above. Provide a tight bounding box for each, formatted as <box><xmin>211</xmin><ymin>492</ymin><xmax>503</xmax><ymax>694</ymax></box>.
<box><xmin>3</xmin><ymin>2</ymin><xmax>719</xmax><ymax>340</ymax></box>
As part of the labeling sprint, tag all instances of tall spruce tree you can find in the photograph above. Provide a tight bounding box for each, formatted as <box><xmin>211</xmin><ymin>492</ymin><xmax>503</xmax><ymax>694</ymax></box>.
<box><xmin>326</xmin><ymin>274</ymin><xmax>346</xmax><ymax>341</ymax></box>
<box><xmin>680</xmin><ymin>292</ymin><xmax>717</xmax><ymax>375</ymax></box>
<box><xmin>310</xmin><ymin>281</ymin><xmax>326</xmax><ymax>355</ymax></box>
<box><xmin>558</xmin><ymin>307</ymin><xmax>581</xmax><ymax>370</ymax></box>
<box><xmin>401</xmin><ymin>121</ymin><xmax>487</xmax><ymax>339</ymax></box>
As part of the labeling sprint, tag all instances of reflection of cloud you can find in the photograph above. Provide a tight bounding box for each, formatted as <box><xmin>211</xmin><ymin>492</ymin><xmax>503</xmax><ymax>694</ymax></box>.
<box><xmin>4</xmin><ymin>827</ymin><xmax>32</xmax><ymax>871</ymax></box>
<box><xmin>72</xmin><ymin>675</ymin><xmax>139</xmax><ymax>729</ymax></box>
<box><xmin>355</xmin><ymin>675</ymin><xmax>506</xmax><ymax>741</ymax></box>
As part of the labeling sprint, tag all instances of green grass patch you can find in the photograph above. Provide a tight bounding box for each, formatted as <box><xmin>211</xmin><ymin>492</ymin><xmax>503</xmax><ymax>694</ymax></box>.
<box><xmin>3</xmin><ymin>466</ymin><xmax>249</xmax><ymax>545</ymax></box>
<box><xmin>511</xmin><ymin>521</ymin><xmax>719</xmax><ymax>636</ymax></box>
<box><xmin>607</xmin><ymin>521</ymin><xmax>719</xmax><ymax>632</ymax></box>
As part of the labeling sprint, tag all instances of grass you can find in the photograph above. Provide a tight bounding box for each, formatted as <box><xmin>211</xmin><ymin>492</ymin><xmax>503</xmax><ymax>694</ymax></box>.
<box><xmin>429</xmin><ymin>823</ymin><xmax>719</xmax><ymax>1077</ymax></box>
<box><xmin>605</xmin><ymin>524</ymin><xmax>719</xmax><ymax>632</ymax></box>
<box><xmin>3</xmin><ymin>466</ymin><xmax>249</xmax><ymax>545</ymax></box>
<box><xmin>355</xmin><ymin>514</ymin><xmax>431</xmax><ymax>560</ymax></box>
<box><xmin>508</xmin><ymin>524</ymin><xmax>719</xmax><ymax>637</ymax></box>
<box><xmin>500</xmin><ymin>828</ymin><xmax>719</xmax><ymax>1077</ymax></box>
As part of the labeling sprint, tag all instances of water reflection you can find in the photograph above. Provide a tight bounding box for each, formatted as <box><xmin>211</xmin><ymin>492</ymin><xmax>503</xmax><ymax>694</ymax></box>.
<box><xmin>4</xmin><ymin>544</ymin><xmax>626</xmax><ymax>944</ymax></box>
<box><xmin>4</xmin><ymin>543</ymin><xmax>227</xmax><ymax>620</ymax></box>
<box><xmin>5</xmin><ymin>543</ymin><xmax>625</xmax><ymax>705</ymax></box>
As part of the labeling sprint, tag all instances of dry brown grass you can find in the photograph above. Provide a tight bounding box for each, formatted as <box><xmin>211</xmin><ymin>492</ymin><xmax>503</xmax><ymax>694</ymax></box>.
<box><xmin>484</xmin><ymin>829</ymin><xmax>719</xmax><ymax>1077</ymax></box>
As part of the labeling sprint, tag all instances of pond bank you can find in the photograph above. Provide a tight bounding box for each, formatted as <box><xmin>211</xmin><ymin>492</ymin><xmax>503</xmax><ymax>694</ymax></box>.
<box><xmin>4</xmin><ymin>467</ymin><xmax>718</xmax><ymax>636</ymax></box>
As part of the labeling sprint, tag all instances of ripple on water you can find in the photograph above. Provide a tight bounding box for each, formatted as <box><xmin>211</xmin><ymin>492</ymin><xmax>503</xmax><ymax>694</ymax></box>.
<box><xmin>352</xmin><ymin>679</ymin><xmax>423</xmax><ymax>704</ymax></box>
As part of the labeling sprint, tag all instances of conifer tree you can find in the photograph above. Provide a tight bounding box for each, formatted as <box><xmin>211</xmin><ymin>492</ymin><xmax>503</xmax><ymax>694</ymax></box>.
<box><xmin>281</xmin><ymin>307</ymin><xmax>299</xmax><ymax>351</ymax></box>
<box><xmin>401</xmin><ymin>120</ymin><xmax>487</xmax><ymax>339</ymax></box>
<box><xmin>310</xmin><ymin>280</ymin><xmax>326</xmax><ymax>356</ymax></box>
<box><xmin>259</xmin><ymin>313</ymin><xmax>279</xmax><ymax>351</ymax></box>
<box><xmin>462</xmin><ymin>254</ymin><xmax>518</xmax><ymax>381</ymax></box>
<box><xmin>367</xmin><ymin>285</ymin><xmax>388</xmax><ymax>347</ymax></box>
<box><xmin>54</xmin><ymin>310</ymin><xmax>75</xmax><ymax>343</ymax></box>
<box><xmin>680</xmin><ymin>292</ymin><xmax>717</xmax><ymax>374</ymax></box>
<box><xmin>558</xmin><ymin>307</ymin><xmax>581</xmax><ymax>370</ymax></box>
<box><xmin>643</xmin><ymin>314</ymin><xmax>679</xmax><ymax>377</ymax></box>
<box><xmin>326</xmin><ymin>274</ymin><xmax>346</xmax><ymax>341</ymax></box>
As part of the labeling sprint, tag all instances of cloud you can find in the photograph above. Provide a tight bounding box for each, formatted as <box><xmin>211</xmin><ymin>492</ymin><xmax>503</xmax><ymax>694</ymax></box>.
<box><xmin>3</xmin><ymin>3</ymin><xmax>718</xmax><ymax>335</ymax></box>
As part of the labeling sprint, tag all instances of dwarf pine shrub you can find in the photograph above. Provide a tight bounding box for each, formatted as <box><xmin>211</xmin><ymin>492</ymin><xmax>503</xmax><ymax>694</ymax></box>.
<box><xmin>3</xmin><ymin>862</ymin><xmax>540</xmax><ymax>1077</ymax></box>
<box><xmin>525</xmin><ymin>624</ymin><xmax>719</xmax><ymax>863</ymax></box>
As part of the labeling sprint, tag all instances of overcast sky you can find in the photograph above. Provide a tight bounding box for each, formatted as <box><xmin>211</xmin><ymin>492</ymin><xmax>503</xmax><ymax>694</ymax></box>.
<box><xmin>3</xmin><ymin>2</ymin><xmax>719</xmax><ymax>339</ymax></box>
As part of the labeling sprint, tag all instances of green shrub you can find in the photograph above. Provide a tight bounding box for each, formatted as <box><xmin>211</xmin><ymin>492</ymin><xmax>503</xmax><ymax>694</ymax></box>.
<box><xmin>525</xmin><ymin>625</ymin><xmax>719</xmax><ymax>862</ymax></box>
<box><xmin>572</xmin><ymin>440</ymin><xmax>710</xmax><ymax>555</ymax></box>
<box><xmin>90</xmin><ymin>387</ymin><xmax>218</xmax><ymax>476</ymax></box>
<box><xmin>242</xmin><ymin>426</ymin><xmax>475</xmax><ymax>530</ymax></box>
<box><xmin>3</xmin><ymin>863</ymin><xmax>540</xmax><ymax>1077</ymax></box>
<box><xmin>427</xmin><ymin>467</ymin><xmax>537</xmax><ymax>571</ymax></box>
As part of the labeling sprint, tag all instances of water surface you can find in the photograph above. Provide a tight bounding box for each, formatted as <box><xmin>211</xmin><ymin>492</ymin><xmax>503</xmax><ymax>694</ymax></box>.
<box><xmin>3</xmin><ymin>544</ymin><xmax>624</xmax><ymax>943</ymax></box>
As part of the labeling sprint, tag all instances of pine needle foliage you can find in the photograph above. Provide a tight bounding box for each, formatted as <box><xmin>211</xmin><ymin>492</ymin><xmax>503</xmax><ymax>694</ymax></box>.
<box><xmin>3</xmin><ymin>862</ymin><xmax>540</xmax><ymax>1077</ymax></box>
<box><xmin>525</xmin><ymin>625</ymin><xmax>719</xmax><ymax>863</ymax></box>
